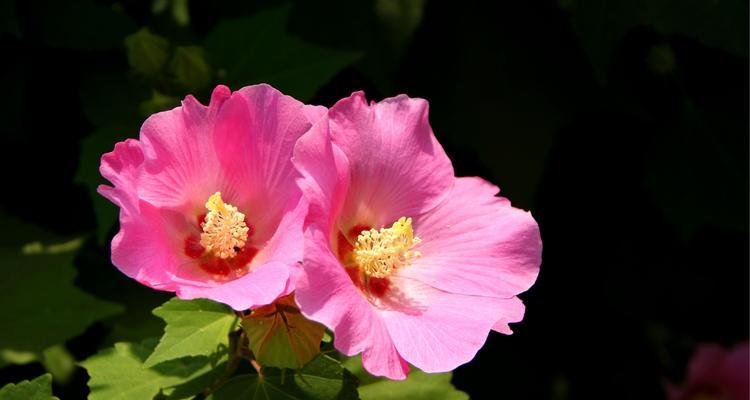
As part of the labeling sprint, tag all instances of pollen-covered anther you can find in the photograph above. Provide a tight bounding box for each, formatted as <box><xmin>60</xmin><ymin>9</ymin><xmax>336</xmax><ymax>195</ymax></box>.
<box><xmin>200</xmin><ymin>192</ymin><xmax>249</xmax><ymax>259</ymax></box>
<box><xmin>353</xmin><ymin>217</ymin><xmax>421</xmax><ymax>278</ymax></box>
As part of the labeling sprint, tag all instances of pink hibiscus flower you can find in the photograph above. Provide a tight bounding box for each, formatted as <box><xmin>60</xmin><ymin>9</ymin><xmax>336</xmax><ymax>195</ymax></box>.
<box><xmin>99</xmin><ymin>84</ymin><xmax>325</xmax><ymax>310</ymax></box>
<box><xmin>667</xmin><ymin>342</ymin><xmax>749</xmax><ymax>400</ymax></box>
<box><xmin>293</xmin><ymin>92</ymin><xmax>542</xmax><ymax>379</ymax></box>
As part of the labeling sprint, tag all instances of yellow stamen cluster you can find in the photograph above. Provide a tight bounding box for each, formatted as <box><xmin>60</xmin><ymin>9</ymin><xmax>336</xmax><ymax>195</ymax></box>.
<box><xmin>353</xmin><ymin>217</ymin><xmax>421</xmax><ymax>278</ymax></box>
<box><xmin>200</xmin><ymin>192</ymin><xmax>248</xmax><ymax>259</ymax></box>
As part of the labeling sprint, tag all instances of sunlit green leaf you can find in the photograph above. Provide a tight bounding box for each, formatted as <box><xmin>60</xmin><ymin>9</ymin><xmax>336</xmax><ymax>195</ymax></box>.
<box><xmin>208</xmin><ymin>355</ymin><xmax>359</xmax><ymax>400</ymax></box>
<box><xmin>0</xmin><ymin>374</ymin><xmax>58</xmax><ymax>400</ymax></box>
<box><xmin>205</xmin><ymin>5</ymin><xmax>361</xmax><ymax>101</ymax></box>
<box><xmin>144</xmin><ymin>298</ymin><xmax>237</xmax><ymax>368</ymax></box>
<box><xmin>343</xmin><ymin>356</ymin><xmax>468</xmax><ymax>400</ymax></box>
<box><xmin>82</xmin><ymin>338</ymin><xmax>225</xmax><ymax>400</ymax></box>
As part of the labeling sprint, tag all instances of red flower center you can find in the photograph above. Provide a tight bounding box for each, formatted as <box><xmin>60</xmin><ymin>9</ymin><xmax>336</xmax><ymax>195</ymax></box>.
<box><xmin>183</xmin><ymin>192</ymin><xmax>259</xmax><ymax>278</ymax></box>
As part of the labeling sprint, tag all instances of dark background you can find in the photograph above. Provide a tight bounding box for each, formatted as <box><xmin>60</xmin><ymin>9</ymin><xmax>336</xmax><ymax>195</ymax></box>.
<box><xmin>0</xmin><ymin>0</ymin><xmax>747</xmax><ymax>399</ymax></box>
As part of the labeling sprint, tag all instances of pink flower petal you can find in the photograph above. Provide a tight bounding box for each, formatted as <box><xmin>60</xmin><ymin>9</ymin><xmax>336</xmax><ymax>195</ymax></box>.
<box><xmin>213</xmin><ymin>84</ymin><xmax>326</xmax><ymax>240</ymax></box>
<box><xmin>399</xmin><ymin>177</ymin><xmax>541</xmax><ymax>299</ymax></box>
<box><xmin>98</xmin><ymin>139</ymin><xmax>144</xmax><ymax>215</ymax></box>
<box><xmin>137</xmin><ymin>86</ymin><xmax>231</xmax><ymax>209</ymax></box>
<box><xmin>177</xmin><ymin>261</ymin><xmax>290</xmax><ymax>311</ymax></box>
<box><xmin>328</xmin><ymin>92</ymin><xmax>454</xmax><ymax>228</ymax></box>
<box><xmin>105</xmin><ymin>199</ymin><xmax>182</xmax><ymax>291</ymax></box>
<box><xmin>380</xmin><ymin>276</ymin><xmax>515</xmax><ymax>373</ymax></box>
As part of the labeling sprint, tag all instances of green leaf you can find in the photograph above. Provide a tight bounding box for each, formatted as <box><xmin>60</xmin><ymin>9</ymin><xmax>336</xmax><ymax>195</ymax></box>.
<box><xmin>76</xmin><ymin>71</ymin><xmax>148</xmax><ymax>242</ymax></box>
<box><xmin>645</xmin><ymin>106</ymin><xmax>747</xmax><ymax>238</ymax></box>
<box><xmin>79</xmin><ymin>71</ymin><xmax>148</xmax><ymax>129</ymax></box>
<box><xmin>208</xmin><ymin>355</ymin><xmax>359</xmax><ymax>400</ymax></box>
<box><xmin>562</xmin><ymin>0</ymin><xmax>749</xmax><ymax>82</ymax></box>
<box><xmin>125</xmin><ymin>28</ymin><xmax>171</xmax><ymax>77</ymax></box>
<box><xmin>0</xmin><ymin>239</ymin><xmax>123</xmax><ymax>357</ymax></box>
<box><xmin>0</xmin><ymin>374</ymin><xmax>58</xmax><ymax>400</ymax></box>
<box><xmin>374</xmin><ymin>0</ymin><xmax>426</xmax><ymax>52</ymax></box>
<box><xmin>205</xmin><ymin>6</ymin><xmax>361</xmax><ymax>101</ymax></box>
<box><xmin>144</xmin><ymin>298</ymin><xmax>237</xmax><ymax>368</ymax></box>
<box><xmin>170</xmin><ymin>46</ymin><xmax>212</xmax><ymax>90</ymax></box>
<box><xmin>343</xmin><ymin>356</ymin><xmax>468</xmax><ymax>400</ymax></box>
<box><xmin>41</xmin><ymin>345</ymin><xmax>76</xmax><ymax>384</ymax></box>
<box><xmin>241</xmin><ymin>295</ymin><xmax>325</xmax><ymax>369</ymax></box>
<box><xmin>82</xmin><ymin>338</ymin><xmax>226</xmax><ymax>400</ymax></box>
<box><xmin>29</xmin><ymin>0</ymin><xmax>136</xmax><ymax>51</ymax></box>
<box><xmin>171</xmin><ymin>0</ymin><xmax>190</xmax><ymax>27</ymax></box>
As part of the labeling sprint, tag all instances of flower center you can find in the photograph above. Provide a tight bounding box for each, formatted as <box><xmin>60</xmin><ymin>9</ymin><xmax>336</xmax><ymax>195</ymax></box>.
<box><xmin>200</xmin><ymin>192</ymin><xmax>249</xmax><ymax>259</ymax></box>
<box><xmin>352</xmin><ymin>217</ymin><xmax>421</xmax><ymax>278</ymax></box>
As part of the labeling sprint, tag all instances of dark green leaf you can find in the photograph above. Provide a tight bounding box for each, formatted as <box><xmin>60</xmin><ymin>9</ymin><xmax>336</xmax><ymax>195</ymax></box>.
<box><xmin>0</xmin><ymin>239</ymin><xmax>123</xmax><ymax>357</ymax></box>
<box><xmin>78</xmin><ymin>71</ymin><xmax>148</xmax><ymax>129</ymax></box>
<box><xmin>125</xmin><ymin>28</ymin><xmax>171</xmax><ymax>77</ymax></box>
<box><xmin>74</xmin><ymin>127</ymin><xmax>134</xmax><ymax>244</ymax></box>
<box><xmin>205</xmin><ymin>6</ymin><xmax>360</xmax><ymax>101</ymax></box>
<box><xmin>563</xmin><ymin>0</ymin><xmax>749</xmax><ymax>81</ymax></box>
<box><xmin>0</xmin><ymin>374</ymin><xmax>58</xmax><ymax>400</ymax></box>
<box><xmin>170</xmin><ymin>46</ymin><xmax>212</xmax><ymax>90</ymax></box>
<box><xmin>171</xmin><ymin>0</ymin><xmax>190</xmax><ymax>27</ymax></box>
<box><xmin>0</xmin><ymin>0</ymin><xmax>21</xmax><ymax>37</ymax></box>
<box><xmin>208</xmin><ymin>355</ymin><xmax>359</xmax><ymax>400</ymax></box>
<box><xmin>29</xmin><ymin>0</ymin><xmax>136</xmax><ymax>51</ymax></box>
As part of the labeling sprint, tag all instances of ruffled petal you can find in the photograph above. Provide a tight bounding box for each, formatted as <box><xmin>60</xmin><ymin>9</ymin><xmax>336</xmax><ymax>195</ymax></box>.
<box><xmin>107</xmin><ymin>199</ymin><xmax>183</xmax><ymax>292</ymax></box>
<box><xmin>328</xmin><ymin>92</ymin><xmax>454</xmax><ymax>228</ymax></box>
<box><xmin>380</xmin><ymin>276</ymin><xmax>509</xmax><ymax>373</ymax></box>
<box><xmin>399</xmin><ymin>177</ymin><xmax>541</xmax><ymax>299</ymax></box>
<box><xmin>137</xmin><ymin>85</ymin><xmax>231</xmax><ymax>209</ymax></box>
<box><xmin>490</xmin><ymin>296</ymin><xmax>526</xmax><ymax>334</ymax></box>
<box><xmin>98</xmin><ymin>139</ymin><xmax>144</xmax><ymax>215</ymax></box>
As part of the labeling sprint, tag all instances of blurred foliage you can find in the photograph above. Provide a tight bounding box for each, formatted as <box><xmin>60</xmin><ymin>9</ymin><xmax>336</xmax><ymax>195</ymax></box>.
<box><xmin>0</xmin><ymin>0</ymin><xmax>747</xmax><ymax>398</ymax></box>
<box><xmin>561</xmin><ymin>0</ymin><xmax>748</xmax><ymax>81</ymax></box>
<box><xmin>204</xmin><ymin>5</ymin><xmax>361</xmax><ymax>101</ymax></box>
